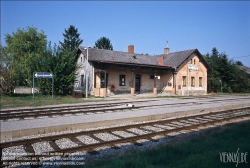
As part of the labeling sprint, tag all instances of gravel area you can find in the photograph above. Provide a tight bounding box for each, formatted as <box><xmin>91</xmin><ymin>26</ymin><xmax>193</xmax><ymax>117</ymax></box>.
<box><xmin>23</xmin><ymin>117</ymin><xmax>35</xmax><ymax>120</ymax></box>
<box><xmin>153</xmin><ymin>124</ymin><xmax>174</xmax><ymax>130</ymax></box>
<box><xmin>93</xmin><ymin>133</ymin><xmax>120</xmax><ymax>141</ymax></box>
<box><xmin>136</xmin><ymin>139</ymin><xmax>149</xmax><ymax>144</ymax></box>
<box><xmin>55</xmin><ymin>138</ymin><xmax>78</xmax><ymax>149</ymax></box>
<box><xmin>2</xmin><ymin>146</ymin><xmax>27</xmax><ymax>160</ymax></box>
<box><xmin>142</xmin><ymin>125</ymin><xmax>165</xmax><ymax>132</ymax></box>
<box><xmin>112</xmin><ymin>131</ymin><xmax>135</xmax><ymax>138</ymax></box>
<box><xmin>76</xmin><ymin>135</ymin><xmax>99</xmax><ymax>144</ymax></box>
<box><xmin>127</xmin><ymin>128</ymin><xmax>150</xmax><ymax>135</ymax></box>
<box><xmin>32</xmin><ymin>142</ymin><xmax>54</xmax><ymax>154</ymax></box>
<box><xmin>36</xmin><ymin>116</ymin><xmax>49</xmax><ymax>119</ymax></box>
<box><xmin>167</xmin><ymin>123</ymin><xmax>182</xmax><ymax>128</ymax></box>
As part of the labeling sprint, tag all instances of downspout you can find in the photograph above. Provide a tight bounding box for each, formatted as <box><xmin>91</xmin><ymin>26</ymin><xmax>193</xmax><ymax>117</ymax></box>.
<box><xmin>172</xmin><ymin>67</ymin><xmax>177</xmax><ymax>95</ymax></box>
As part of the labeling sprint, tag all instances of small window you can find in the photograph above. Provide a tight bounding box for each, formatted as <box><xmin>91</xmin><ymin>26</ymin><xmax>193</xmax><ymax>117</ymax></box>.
<box><xmin>81</xmin><ymin>57</ymin><xmax>82</xmax><ymax>62</ymax></box>
<box><xmin>81</xmin><ymin>75</ymin><xmax>84</xmax><ymax>86</ymax></box>
<box><xmin>194</xmin><ymin>59</ymin><xmax>196</xmax><ymax>65</ymax></box>
<box><xmin>119</xmin><ymin>75</ymin><xmax>125</xmax><ymax>86</ymax></box>
<box><xmin>199</xmin><ymin>77</ymin><xmax>202</xmax><ymax>87</ymax></box>
<box><xmin>150</xmin><ymin>75</ymin><xmax>154</xmax><ymax>79</ymax></box>
<box><xmin>182</xmin><ymin>76</ymin><xmax>186</xmax><ymax>86</ymax></box>
<box><xmin>191</xmin><ymin>77</ymin><xmax>195</xmax><ymax>87</ymax></box>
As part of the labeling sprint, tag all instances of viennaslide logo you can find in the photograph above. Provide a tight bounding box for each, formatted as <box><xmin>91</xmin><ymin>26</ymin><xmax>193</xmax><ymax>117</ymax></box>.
<box><xmin>219</xmin><ymin>148</ymin><xmax>248</xmax><ymax>167</ymax></box>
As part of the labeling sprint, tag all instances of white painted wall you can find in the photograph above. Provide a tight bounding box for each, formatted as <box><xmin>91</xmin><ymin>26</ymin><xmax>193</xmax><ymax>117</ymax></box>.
<box><xmin>75</xmin><ymin>53</ymin><xmax>94</xmax><ymax>95</ymax></box>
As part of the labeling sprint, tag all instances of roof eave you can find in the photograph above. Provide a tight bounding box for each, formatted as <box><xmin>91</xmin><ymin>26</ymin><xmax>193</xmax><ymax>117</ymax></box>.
<box><xmin>89</xmin><ymin>59</ymin><xmax>173</xmax><ymax>69</ymax></box>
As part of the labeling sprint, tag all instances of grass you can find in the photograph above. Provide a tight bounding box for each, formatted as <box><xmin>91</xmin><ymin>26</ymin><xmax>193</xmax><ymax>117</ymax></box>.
<box><xmin>0</xmin><ymin>93</ymin><xmax>107</xmax><ymax>109</ymax></box>
<box><xmin>81</xmin><ymin>121</ymin><xmax>250</xmax><ymax>168</ymax></box>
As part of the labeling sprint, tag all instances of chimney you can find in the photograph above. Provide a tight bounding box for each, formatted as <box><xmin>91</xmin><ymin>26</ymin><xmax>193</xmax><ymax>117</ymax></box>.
<box><xmin>158</xmin><ymin>56</ymin><xmax>164</xmax><ymax>66</ymax></box>
<box><xmin>128</xmin><ymin>45</ymin><xmax>134</xmax><ymax>54</ymax></box>
<box><xmin>164</xmin><ymin>41</ymin><xmax>170</xmax><ymax>55</ymax></box>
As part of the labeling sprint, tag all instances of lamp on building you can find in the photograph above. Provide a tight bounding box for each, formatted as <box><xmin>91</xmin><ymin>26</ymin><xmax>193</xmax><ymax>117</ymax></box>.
<box><xmin>84</xmin><ymin>47</ymin><xmax>89</xmax><ymax>98</ymax></box>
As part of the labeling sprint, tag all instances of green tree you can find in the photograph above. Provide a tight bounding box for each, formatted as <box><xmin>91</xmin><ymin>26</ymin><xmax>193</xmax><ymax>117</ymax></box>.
<box><xmin>59</xmin><ymin>25</ymin><xmax>83</xmax><ymax>51</ymax></box>
<box><xmin>235</xmin><ymin>61</ymin><xmax>243</xmax><ymax>66</ymax></box>
<box><xmin>35</xmin><ymin>42</ymin><xmax>56</xmax><ymax>95</ymax></box>
<box><xmin>4</xmin><ymin>26</ymin><xmax>47</xmax><ymax>87</ymax></box>
<box><xmin>56</xmin><ymin>25</ymin><xmax>83</xmax><ymax>94</ymax></box>
<box><xmin>94</xmin><ymin>37</ymin><xmax>113</xmax><ymax>50</ymax></box>
<box><xmin>204</xmin><ymin>47</ymin><xmax>250</xmax><ymax>93</ymax></box>
<box><xmin>0</xmin><ymin>45</ymin><xmax>15</xmax><ymax>94</ymax></box>
<box><xmin>52</xmin><ymin>49</ymin><xmax>79</xmax><ymax>94</ymax></box>
<box><xmin>204</xmin><ymin>48</ymin><xmax>220</xmax><ymax>92</ymax></box>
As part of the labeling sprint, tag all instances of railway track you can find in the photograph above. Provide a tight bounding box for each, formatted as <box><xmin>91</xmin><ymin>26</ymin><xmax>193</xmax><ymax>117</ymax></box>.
<box><xmin>1</xmin><ymin>106</ymin><xmax>250</xmax><ymax>167</ymax></box>
<box><xmin>1</xmin><ymin>97</ymin><xmax>249</xmax><ymax>121</ymax></box>
<box><xmin>0</xmin><ymin>100</ymin><xmax>153</xmax><ymax>121</ymax></box>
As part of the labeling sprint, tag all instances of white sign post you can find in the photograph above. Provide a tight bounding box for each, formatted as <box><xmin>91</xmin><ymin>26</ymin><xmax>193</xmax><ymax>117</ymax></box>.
<box><xmin>33</xmin><ymin>72</ymin><xmax>54</xmax><ymax>98</ymax></box>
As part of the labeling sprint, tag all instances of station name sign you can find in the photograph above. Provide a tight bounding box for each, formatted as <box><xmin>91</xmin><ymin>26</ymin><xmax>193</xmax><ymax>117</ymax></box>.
<box><xmin>188</xmin><ymin>65</ymin><xmax>199</xmax><ymax>71</ymax></box>
<box><xmin>34</xmin><ymin>72</ymin><xmax>53</xmax><ymax>78</ymax></box>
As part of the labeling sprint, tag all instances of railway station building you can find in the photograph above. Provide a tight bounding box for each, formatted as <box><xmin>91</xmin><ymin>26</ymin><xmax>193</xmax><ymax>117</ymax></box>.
<box><xmin>76</xmin><ymin>44</ymin><xmax>210</xmax><ymax>97</ymax></box>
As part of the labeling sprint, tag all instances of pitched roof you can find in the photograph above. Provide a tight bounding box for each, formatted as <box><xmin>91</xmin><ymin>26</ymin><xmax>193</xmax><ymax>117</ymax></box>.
<box><xmin>78</xmin><ymin>46</ymin><xmax>209</xmax><ymax>70</ymax></box>
<box><xmin>160</xmin><ymin>48</ymin><xmax>210</xmax><ymax>70</ymax></box>
<box><xmin>161</xmin><ymin>49</ymin><xmax>196</xmax><ymax>68</ymax></box>
<box><xmin>78</xmin><ymin>46</ymin><xmax>173</xmax><ymax>68</ymax></box>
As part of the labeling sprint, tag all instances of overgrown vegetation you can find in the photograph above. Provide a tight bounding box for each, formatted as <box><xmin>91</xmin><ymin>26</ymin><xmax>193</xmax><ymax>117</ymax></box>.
<box><xmin>204</xmin><ymin>48</ymin><xmax>250</xmax><ymax>93</ymax></box>
<box><xmin>82</xmin><ymin>120</ymin><xmax>250</xmax><ymax>168</ymax></box>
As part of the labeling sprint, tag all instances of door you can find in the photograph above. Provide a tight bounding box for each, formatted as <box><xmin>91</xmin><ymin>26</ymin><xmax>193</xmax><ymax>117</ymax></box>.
<box><xmin>100</xmin><ymin>73</ymin><xmax>108</xmax><ymax>88</ymax></box>
<box><xmin>135</xmin><ymin>75</ymin><xmax>141</xmax><ymax>92</ymax></box>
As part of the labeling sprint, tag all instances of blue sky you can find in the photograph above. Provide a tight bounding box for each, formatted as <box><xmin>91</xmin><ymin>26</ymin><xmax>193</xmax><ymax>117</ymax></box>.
<box><xmin>1</xmin><ymin>1</ymin><xmax>250</xmax><ymax>67</ymax></box>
